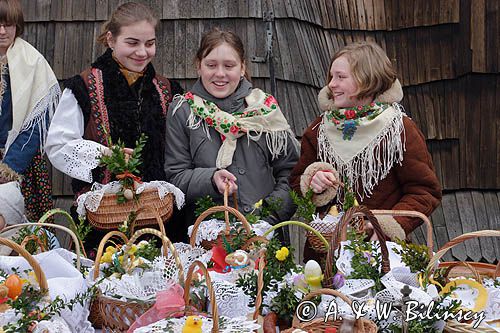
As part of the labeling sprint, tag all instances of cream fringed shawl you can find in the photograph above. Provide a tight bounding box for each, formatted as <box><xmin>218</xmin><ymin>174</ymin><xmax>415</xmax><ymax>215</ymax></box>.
<box><xmin>4</xmin><ymin>38</ymin><xmax>60</xmax><ymax>154</ymax></box>
<box><xmin>317</xmin><ymin>79</ymin><xmax>406</xmax><ymax>199</ymax></box>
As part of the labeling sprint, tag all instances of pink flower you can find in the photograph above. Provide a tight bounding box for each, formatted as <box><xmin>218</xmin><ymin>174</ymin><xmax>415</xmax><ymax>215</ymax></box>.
<box><xmin>357</xmin><ymin>106</ymin><xmax>363</xmax><ymax>111</ymax></box>
<box><xmin>370</xmin><ymin>102</ymin><xmax>375</xmax><ymax>107</ymax></box>
<box><xmin>264</xmin><ymin>95</ymin><xmax>278</xmax><ymax>107</ymax></box>
<box><xmin>185</xmin><ymin>91</ymin><xmax>194</xmax><ymax>100</ymax></box>
<box><xmin>344</xmin><ymin>109</ymin><xmax>356</xmax><ymax>120</ymax></box>
<box><xmin>230</xmin><ymin>125</ymin><xmax>240</xmax><ymax>134</ymax></box>
<box><xmin>205</xmin><ymin>117</ymin><xmax>213</xmax><ymax>126</ymax></box>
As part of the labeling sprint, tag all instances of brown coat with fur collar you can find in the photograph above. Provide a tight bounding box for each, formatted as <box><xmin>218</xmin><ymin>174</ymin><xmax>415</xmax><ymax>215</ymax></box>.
<box><xmin>289</xmin><ymin>114</ymin><xmax>442</xmax><ymax>236</ymax></box>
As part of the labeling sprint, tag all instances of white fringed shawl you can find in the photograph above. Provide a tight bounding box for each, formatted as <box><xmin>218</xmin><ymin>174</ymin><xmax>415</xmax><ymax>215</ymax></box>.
<box><xmin>316</xmin><ymin>80</ymin><xmax>406</xmax><ymax>199</ymax></box>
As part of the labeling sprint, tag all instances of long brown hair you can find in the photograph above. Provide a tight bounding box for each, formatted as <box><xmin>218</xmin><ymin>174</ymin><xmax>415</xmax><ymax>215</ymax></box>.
<box><xmin>326</xmin><ymin>42</ymin><xmax>397</xmax><ymax>100</ymax></box>
<box><xmin>0</xmin><ymin>0</ymin><xmax>23</xmax><ymax>37</ymax></box>
<box><xmin>97</xmin><ymin>2</ymin><xmax>157</xmax><ymax>47</ymax></box>
<box><xmin>195</xmin><ymin>27</ymin><xmax>251</xmax><ymax>80</ymax></box>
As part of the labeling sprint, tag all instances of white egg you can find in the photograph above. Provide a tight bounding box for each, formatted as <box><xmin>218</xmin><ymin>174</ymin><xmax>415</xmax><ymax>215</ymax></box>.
<box><xmin>304</xmin><ymin>259</ymin><xmax>322</xmax><ymax>277</ymax></box>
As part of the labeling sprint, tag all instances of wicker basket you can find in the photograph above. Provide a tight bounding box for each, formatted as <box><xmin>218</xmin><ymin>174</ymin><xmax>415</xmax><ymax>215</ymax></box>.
<box><xmin>0</xmin><ymin>237</ymin><xmax>49</xmax><ymax>291</ymax></box>
<box><xmin>1</xmin><ymin>209</ymin><xmax>85</xmax><ymax>271</ymax></box>
<box><xmin>426</xmin><ymin>230</ymin><xmax>500</xmax><ymax>333</ymax></box>
<box><xmin>93</xmin><ymin>215</ymin><xmax>184</xmax><ymax>333</ymax></box>
<box><xmin>190</xmin><ymin>184</ymin><xmax>252</xmax><ymax>249</ymax></box>
<box><xmin>281</xmin><ymin>288</ymin><xmax>378</xmax><ymax>333</ymax></box>
<box><xmin>86</xmin><ymin>188</ymin><xmax>173</xmax><ymax>230</ymax></box>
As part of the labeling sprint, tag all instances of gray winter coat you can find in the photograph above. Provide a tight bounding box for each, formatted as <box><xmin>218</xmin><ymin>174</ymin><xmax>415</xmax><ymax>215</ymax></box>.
<box><xmin>164</xmin><ymin>79</ymin><xmax>298</xmax><ymax>243</ymax></box>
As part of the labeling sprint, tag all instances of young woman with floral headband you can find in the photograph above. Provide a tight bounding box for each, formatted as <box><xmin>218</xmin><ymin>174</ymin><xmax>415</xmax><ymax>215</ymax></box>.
<box><xmin>289</xmin><ymin>41</ymin><xmax>441</xmax><ymax>261</ymax></box>
<box><xmin>164</xmin><ymin>28</ymin><xmax>299</xmax><ymax>243</ymax></box>
<box><xmin>0</xmin><ymin>0</ymin><xmax>60</xmax><ymax>222</ymax></box>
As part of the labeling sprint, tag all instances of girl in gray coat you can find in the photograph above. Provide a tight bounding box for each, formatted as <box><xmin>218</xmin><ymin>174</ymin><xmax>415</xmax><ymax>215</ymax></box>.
<box><xmin>164</xmin><ymin>28</ymin><xmax>298</xmax><ymax>243</ymax></box>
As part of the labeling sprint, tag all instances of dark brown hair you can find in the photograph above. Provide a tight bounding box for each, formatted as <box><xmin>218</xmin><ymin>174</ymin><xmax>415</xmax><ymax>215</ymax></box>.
<box><xmin>0</xmin><ymin>0</ymin><xmax>23</xmax><ymax>37</ymax></box>
<box><xmin>195</xmin><ymin>27</ymin><xmax>251</xmax><ymax>80</ymax></box>
<box><xmin>326</xmin><ymin>41</ymin><xmax>397</xmax><ymax>100</ymax></box>
<box><xmin>97</xmin><ymin>1</ymin><xmax>158</xmax><ymax>47</ymax></box>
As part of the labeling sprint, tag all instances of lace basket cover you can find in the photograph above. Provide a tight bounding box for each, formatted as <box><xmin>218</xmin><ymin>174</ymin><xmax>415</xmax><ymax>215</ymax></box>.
<box><xmin>188</xmin><ymin>219</ymin><xmax>274</xmax><ymax>246</ymax></box>
<box><xmin>0</xmin><ymin>310</ymin><xmax>72</xmax><ymax>333</ymax></box>
<box><xmin>97</xmin><ymin>243</ymin><xmax>211</xmax><ymax>302</ymax></box>
<box><xmin>132</xmin><ymin>315</ymin><xmax>260</xmax><ymax>333</ymax></box>
<box><xmin>76</xmin><ymin>180</ymin><xmax>185</xmax><ymax>217</ymax></box>
<box><xmin>0</xmin><ymin>248</ymin><xmax>94</xmax><ymax>333</ymax></box>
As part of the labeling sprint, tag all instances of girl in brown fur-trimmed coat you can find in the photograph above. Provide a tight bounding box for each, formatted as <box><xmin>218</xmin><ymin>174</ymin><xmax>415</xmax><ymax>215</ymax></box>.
<box><xmin>289</xmin><ymin>42</ymin><xmax>441</xmax><ymax>261</ymax></box>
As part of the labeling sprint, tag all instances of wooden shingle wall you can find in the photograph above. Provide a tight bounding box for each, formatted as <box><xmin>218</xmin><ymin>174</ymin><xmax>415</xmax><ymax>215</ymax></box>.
<box><xmin>22</xmin><ymin>0</ymin><xmax>499</xmax><ymax>262</ymax></box>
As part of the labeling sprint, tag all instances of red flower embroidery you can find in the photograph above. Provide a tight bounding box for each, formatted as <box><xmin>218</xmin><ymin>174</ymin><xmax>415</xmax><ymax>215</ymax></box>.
<box><xmin>205</xmin><ymin>117</ymin><xmax>213</xmax><ymax>126</ymax></box>
<box><xmin>357</xmin><ymin>106</ymin><xmax>363</xmax><ymax>111</ymax></box>
<box><xmin>230</xmin><ymin>125</ymin><xmax>240</xmax><ymax>134</ymax></box>
<box><xmin>344</xmin><ymin>109</ymin><xmax>356</xmax><ymax>120</ymax></box>
<box><xmin>264</xmin><ymin>95</ymin><xmax>278</xmax><ymax>107</ymax></box>
<box><xmin>185</xmin><ymin>91</ymin><xmax>194</xmax><ymax>100</ymax></box>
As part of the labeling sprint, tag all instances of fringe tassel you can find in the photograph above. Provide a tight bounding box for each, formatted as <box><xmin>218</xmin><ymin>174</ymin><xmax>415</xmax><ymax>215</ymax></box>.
<box><xmin>318</xmin><ymin>103</ymin><xmax>405</xmax><ymax>200</ymax></box>
<box><xmin>6</xmin><ymin>83</ymin><xmax>61</xmax><ymax>155</ymax></box>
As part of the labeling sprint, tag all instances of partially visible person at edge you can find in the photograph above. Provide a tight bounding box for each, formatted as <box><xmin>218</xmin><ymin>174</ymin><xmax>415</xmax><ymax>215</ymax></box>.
<box><xmin>46</xmin><ymin>2</ymin><xmax>182</xmax><ymax>255</ymax></box>
<box><xmin>289</xmin><ymin>41</ymin><xmax>442</xmax><ymax>262</ymax></box>
<box><xmin>164</xmin><ymin>28</ymin><xmax>299</xmax><ymax>244</ymax></box>
<box><xmin>0</xmin><ymin>0</ymin><xmax>60</xmax><ymax>224</ymax></box>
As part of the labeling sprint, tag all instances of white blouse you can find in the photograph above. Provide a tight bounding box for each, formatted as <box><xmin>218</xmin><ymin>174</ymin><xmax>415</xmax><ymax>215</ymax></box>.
<box><xmin>45</xmin><ymin>88</ymin><xmax>104</xmax><ymax>183</ymax></box>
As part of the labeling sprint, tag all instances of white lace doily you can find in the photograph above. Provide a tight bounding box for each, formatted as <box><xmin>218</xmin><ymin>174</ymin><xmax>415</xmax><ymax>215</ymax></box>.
<box><xmin>76</xmin><ymin>180</ymin><xmax>185</xmax><ymax>216</ymax></box>
<box><xmin>132</xmin><ymin>315</ymin><xmax>260</xmax><ymax>333</ymax></box>
<box><xmin>99</xmin><ymin>256</ymin><xmax>180</xmax><ymax>301</ymax></box>
<box><xmin>211</xmin><ymin>279</ymin><xmax>254</xmax><ymax>318</ymax></box>
<box><xmin>170</xmin><ymin>242</ymin><xmax>212</xmax><ymax>270</ymax></box>
<box><xmin>31</xmin><ymin>317</ymin><xmax>73</xmax><ymax>333</ymax></box>
<box><xmin>336</xmin><ymin>240</ymin><xmax>405</xmax><ymax>276</ymax></box>
<box><xmin>188</xmin><ymin>219</ymin><xmax>274</xmax><ymax>246</ymax></box>
<box><xmin>484</xmin><ymin>278</ymin><xmax>500</xmax><ymax>321</ymax></box>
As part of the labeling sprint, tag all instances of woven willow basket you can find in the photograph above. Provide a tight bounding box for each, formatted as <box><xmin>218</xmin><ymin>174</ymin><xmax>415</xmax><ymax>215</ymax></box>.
<box><xmin>92</xmin><ymin>207</ymin><xmax>184</xmax><ymax>332</ymax></box>
<box><xmin>426</xmin><ymin>230</ymin><xmax>500</xmax><ymax>333</ymax></box>
<box><xmin>86</xmin><ymin>188</ymin><xmax>173</xmax><ymax>229</ymax></box>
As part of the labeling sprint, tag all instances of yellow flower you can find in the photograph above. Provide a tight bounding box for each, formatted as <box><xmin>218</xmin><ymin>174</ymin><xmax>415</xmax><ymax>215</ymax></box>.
<box><xmin>275</xmin><ymin>247</ymin><xmax>289</xmax><ymax>261</ymax></box>
<box><xmin>254</xmin><ymin>199</ymin><xmax>263</xmax><ymax>209</ymax></box>
<box><xmin>127</xmin><ymin>245</ymin><xmax>138</xmax><ymax>255</ymax></box>
<box><xmin>101</xmin><ymin>252</ymin><xmax>113</xmax><ymax>263</ymax></box>
<box><xmin>105</xmin><ymin>246</ymin><xmax>117</xmax><ymax>254</ymax></box>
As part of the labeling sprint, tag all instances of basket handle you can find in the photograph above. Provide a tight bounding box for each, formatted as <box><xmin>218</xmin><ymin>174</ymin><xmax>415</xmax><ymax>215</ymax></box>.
<box><xmin>262</xmin><ymin>221</ymin><xmax>330</xmax><ymax>249</ymax></box>
<box><xmin>291</xmin><ymin>288</ymin><xmax>363</xmax><ymax>328</ymax></box>
<box><xmin>20</xmin><ymin>234</ymin><xmax>47</xmax><ymax>253</ymax></box>
<box><xmin>129</xmin><ymin>205</ymin><xmax>167</xmax><ymax>236</ymax></box>
<box><xmin>371</xmin><ymin>209</ymin><xmax>433</xmax><ymax>257</ymax></box>
<box><xmin>222</xmin><ymin>182</ymin><xmax>239</xmax><ymax>233</ymax></box>
<box><xmin>427</xmin><ymin>230</ymin><xmax>500</xmax><ymax>274</ymax></box>
<box><xmin>1</xmin><ymin>217</ymin><xmax>84</xmax><ymax>272</ymax></box>
<box><xmin>124</xmin><ymin>228</ymin><xmax>184</xmax><ymax>284</ymax></box>
<box><xmin>184</xmin><ymin>260</ymin><xmax>218</xmax><ymax>333</ymax></box>
<box><xmin>0</xmin><ymin>237</ymin><xmax>48</xmax><ymax>290</ymax></box>
<box><xmin>93</xmin><ymin>230</ymin><xmax>129</xmax><ymax>280</ymax></box>
<box><xmin>325</xmin><ymin>206</ymin><xmax>390</xmax><ymax>288</ymax></box>
<box><xmin>189</xmin><ymin>205</ymin><xmax>252</xmax><ymax>247</ymax></box>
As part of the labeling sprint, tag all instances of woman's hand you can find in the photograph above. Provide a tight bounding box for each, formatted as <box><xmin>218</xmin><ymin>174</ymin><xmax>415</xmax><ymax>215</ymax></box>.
<box><xmin>310</xmin><ymin>170</ymin><xmax>339</xmax><ymax>194</ymax></box>
<box><xmin>212</xmin><ymin>169</ymin><xmax>238</xmax><ymax>195</ymax></box>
